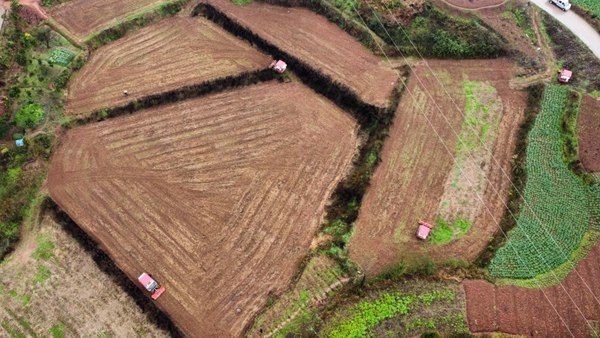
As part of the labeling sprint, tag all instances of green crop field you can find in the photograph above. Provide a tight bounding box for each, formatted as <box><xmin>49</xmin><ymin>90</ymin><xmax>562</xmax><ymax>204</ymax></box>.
<box><xmin>489</xmin><ymin>85</ymin><xmax>600</xmax><ymax>279</ymax></box>
<box><xmin>571</xmin><ymin>0</ymin><xmax>600</xmax><ymax>18</ymax></box>
<box><xmin>48</xmin><ymin>49</ymin><xmax>75</xmax><ymax>67</ymax></box>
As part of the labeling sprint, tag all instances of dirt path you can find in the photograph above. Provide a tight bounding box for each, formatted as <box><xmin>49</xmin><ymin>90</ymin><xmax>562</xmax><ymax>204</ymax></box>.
<box><xmin>530</xmin><ymin>0</ymin><xmax>600</xmax><ymax>59</ymax></box>
<box><xmin>438</xmin><ymin>0</ymin><xmax>508</xmax><ymax>10</ymax></box>
<box><xmin>3</xmin><ymin>0</ymin><xmax>48</xmax><ymax>19</ymax></box>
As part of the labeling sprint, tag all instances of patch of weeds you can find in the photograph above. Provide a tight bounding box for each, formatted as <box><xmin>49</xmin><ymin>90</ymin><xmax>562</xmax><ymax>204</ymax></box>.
<box><xmin>32</xmin><ymin>235</ymin><xmax>54</xmax><ymax>261</ymax></box>
<box><xmin>20</xmin><ymin>294</ymin><xmax>30</xmax><ymax>306</ymax></box>
<box><xmin>1</xmin><ymin>320</ymin><xmax>25</xmax><ymax>338</ymax></box>
<box><xmin>429</xmin><ymin>219</ymin><xmax>472</xmax><ymax>245</ymax></box>
<box><xmin>49</xmin><ymin>323</ymin><xmax>65</xmax><ymax>338</ymax></box>
<box><xmin>33</xmin><ymin>265</ymin><xmax>51</xmax><ymax>284</ymax></box>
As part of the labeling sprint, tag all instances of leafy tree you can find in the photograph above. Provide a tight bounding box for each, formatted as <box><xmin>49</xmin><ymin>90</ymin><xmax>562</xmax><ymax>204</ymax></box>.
<box><xmin>14</xmin><ymin>103</ymin><xmax>44</xmax><ymax>129</ymax></box>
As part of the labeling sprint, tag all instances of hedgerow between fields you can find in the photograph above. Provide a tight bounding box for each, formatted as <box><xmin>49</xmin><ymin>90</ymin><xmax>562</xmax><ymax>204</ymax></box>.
<box><xmin>489</xmin><ymin>84</ymin><xmax>600</xmax><ymax>279</ymax></box>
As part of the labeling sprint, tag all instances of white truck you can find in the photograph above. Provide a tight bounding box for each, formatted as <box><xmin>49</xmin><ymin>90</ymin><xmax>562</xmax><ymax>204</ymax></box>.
<box><xmin>550</xmin><ymin>0</ymin><xmax>571</xmax><ymax>11</ymax></box>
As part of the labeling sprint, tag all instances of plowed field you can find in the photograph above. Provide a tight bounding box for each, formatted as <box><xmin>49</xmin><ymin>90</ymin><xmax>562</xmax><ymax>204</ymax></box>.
<box><xmin>48</xmin><ymin>82</ymin><xmax>359</xmax><ymax>337</ymax></box>
<box><xmin>464</xmin><ymin>240</ymin><xmax>600</xmax><ymax>337</ymax></box>
<box><xmin>65</xmin><ymin>16</ymin><xmax>270</xmax><ymax>116</ymax></box>
<box><xmin>348</xmin><ymin>59</ymin><xmax>526</xmax><ymax>276</ymax></box>
<box><xmin>206</xmin><ymin>0</ymin><xmax>397</xmax><ymax>108</ymax></box>
<box><xmin>50</xmin><ymin>0</ymin><xmax>168</xmax><ymax>39</ymax></box>
<box><xmin>577</xmin><ymin>95</ymin><xmax>600</xmax><ymax>172</ymax></box>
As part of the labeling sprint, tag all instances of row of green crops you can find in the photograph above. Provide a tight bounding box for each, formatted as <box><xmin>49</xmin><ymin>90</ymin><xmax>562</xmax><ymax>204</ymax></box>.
<box><xmin>48</xmin><ymin>49</ymin><xmax>75</xmax><ymax>67</ymax></box>
<box><xmin>322</xmin><ymin>289</ymin><xmax>455</xmax><ymax>338</ymax></box>
<box><xmin>489</xmin><ymin>84</ymin><xmax>600</xmax><ymax>279</ymax></box>
<box><xmin>571</xmin><ymin>0</ymin><xmax>600</xmax><ymax>18</ymax></box>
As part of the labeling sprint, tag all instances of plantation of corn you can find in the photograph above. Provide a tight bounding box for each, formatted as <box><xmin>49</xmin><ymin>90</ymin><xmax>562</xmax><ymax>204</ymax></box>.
<box><xmin>489</xmin><ymin>84</ymin><xmax>600</xmax><ymax>279</ymax></box>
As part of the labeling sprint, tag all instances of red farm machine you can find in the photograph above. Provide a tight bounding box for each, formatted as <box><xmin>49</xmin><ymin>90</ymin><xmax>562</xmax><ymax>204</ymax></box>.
<box><xmin>416</xmin><ymin>220</ymin><xmax>434</xmax><ymax>240</ymax></box>
<box><xmin>558</xmin><ymin>69</ymin><xmax>572</xmax><ymax>83</ymax></box>
<box><xmin>138</xmin><ymin>272</ymin><xmax>165</xmax><ymax>300</ymax></box>
<box><xmin>270</xmin><ymin>60</ymin><xmax>287</xmax><ymax>74</ymax></box>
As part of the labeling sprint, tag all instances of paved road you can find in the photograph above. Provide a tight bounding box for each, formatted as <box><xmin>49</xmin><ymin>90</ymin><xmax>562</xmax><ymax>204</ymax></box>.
<box><xmin>530</xmin><ymin>0</ymin><xmax>600</xmax><ymax>59</ymax></box>
<box><xmin>0</xmin><ymin>4</ymin><xmax>5</xmax><ymax>34</ymax></box>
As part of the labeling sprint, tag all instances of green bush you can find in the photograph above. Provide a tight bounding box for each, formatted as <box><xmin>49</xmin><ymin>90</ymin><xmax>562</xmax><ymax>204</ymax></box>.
<box><xmin>14</xmin><ymin>103</ymin><xmax>44</xmax><ymax>129</ymax></box>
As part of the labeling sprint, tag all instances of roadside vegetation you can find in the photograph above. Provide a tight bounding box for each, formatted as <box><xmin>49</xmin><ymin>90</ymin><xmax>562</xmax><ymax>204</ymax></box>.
<box><xmin>542</xmin><ymin>11</ymin><xmax>600</xmax><ymax>92</ymax></box>
<box><xmin>489</xmin><ymin>84</ymin><xmax>600</xmax><ymax>279</ymax></box>
<box><xmin>325</xmin><ymin>0</ymin><xmax>507</xmax><ymax>59</ymax></box>
<box><xmin>571</xmin><ymin>0</ymin><xmax>600</xmax><ymax>16</ymax></box>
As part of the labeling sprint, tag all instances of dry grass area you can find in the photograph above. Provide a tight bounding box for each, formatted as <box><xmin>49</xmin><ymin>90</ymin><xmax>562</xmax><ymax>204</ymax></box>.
<box><xmin>348</xmin><ymin>59</ymin><xmax>526</xmax><ymax>276</ymax></box>
<box><xmin>207</xmin><ymin>0</ymin><xmax>398</xmax><ymax>108</ymax></box>
<box><xmin>248</xmin><ymin>255</ymin><xmax>349</xmax><ymax>337</ymax></box>
<box><xmin>48</xmin><ymin>82</ymin><xmax>359</xmax><ymax>337</ymax></box>
<box><xmin>65</xmin><ymin>16</ymin><xmax>270</xmax><ymax>115</ymax></box>
<box><xmin>0</xmin><ymin>213</ymin><xmax>169</xmax><ymax>337</ymax></box>
<box><xmin>50</xmin><ymin>0</ymin><xmax>169</xmax><ymax>39</ymax></box>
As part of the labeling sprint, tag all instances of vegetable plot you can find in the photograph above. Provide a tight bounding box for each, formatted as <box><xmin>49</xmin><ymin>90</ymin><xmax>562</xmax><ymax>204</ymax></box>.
<box><xmin>490</xmin><ymin>84</ymin><xmax>600</xmax><ymax>279</ymax></box>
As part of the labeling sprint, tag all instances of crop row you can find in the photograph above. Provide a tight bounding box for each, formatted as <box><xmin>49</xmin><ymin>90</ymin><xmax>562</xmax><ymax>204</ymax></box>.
<box><xmin>489</xmin><ymin>84</ymin><xmax>600</xmax><ymax>279</ymax></box>
<box><xmin>571</xmin><ymin>0</ymin><xmax>600</xmax><ymax>18</ymax></box>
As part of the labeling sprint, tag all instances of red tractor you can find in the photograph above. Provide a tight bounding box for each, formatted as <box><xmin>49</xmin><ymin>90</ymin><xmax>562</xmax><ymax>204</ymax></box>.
<box><xmin>416</xmin><ymin>220</ymin><xmax>434</xmax><ymax>240</ymax></box>
<box><xmin>138</xmin><ymin>272</ymin><xmax>165</xmax><ymax>300</ymax></box>
<box><xmin>558</xmin><ymin>69</ymin><xmax>572</xmax><ymax>83</ymax></box>
<box><xmin>270</xmin><ymin>60</ymin><xmax>287</xmax><ymax>74</ymax></box>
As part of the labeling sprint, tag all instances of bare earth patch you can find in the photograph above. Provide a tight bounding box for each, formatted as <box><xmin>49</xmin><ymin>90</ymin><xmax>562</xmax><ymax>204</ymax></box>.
<box><xmin>577</xmin><ymin>95</ymin><xmax>600</xmax><ymax>172</ymax></box>
<box><xmin>48</xmin><ymin>82</ymin><xmax>359</xmax><ymax>337</ymax></box>
<box><xmin>65</xmin><ymin>16</ymin><xmax>270</xmax><ymax>116</ymax></box>
<box><xmin>50</xmin><ymin>0</ymin><xmax>169</xmax><ymax>40</ymax></box>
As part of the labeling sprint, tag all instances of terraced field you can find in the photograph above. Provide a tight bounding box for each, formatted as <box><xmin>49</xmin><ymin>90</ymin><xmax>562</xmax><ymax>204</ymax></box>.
<box><xmin>489</xmin><ymin>85</ymin><xmax>600</xmax><ymax>278</ymax></box>
<box><xmin>48</xmin><ymin>82</ymin><xmax>359</xmax><ymax>338</ymax></box>
<box><xmin>577</xmin><ymin>95</ymin><xmax>600</xmax><ymax>172</ymax></box>
<box><xmin>65</xmin><ymin>16</ymin><xmax>270</xmax><ymax>115</ymax></box>
<box><xmin>348</xmin><ymin>59</ymin><xmax>525</xmax><ymax>276</ymax></box>
<box><xmin>50</xmin><ymin>0</ymin><xmax>173</xmax><ymax>39</ymax></box>
<box><xmin>206</xmin><ymin>0</ymin><xmax>398</xmax><ymax>108</ymax></box>
<box><xmin>249</xmin><ymin>255</ymin><xmax>348</xmax><ymax>337</ymax></box>
<box><xmin>465</xmin><ymin>240</ymin><xmax>600</xmax><ymax>338</ymax></box>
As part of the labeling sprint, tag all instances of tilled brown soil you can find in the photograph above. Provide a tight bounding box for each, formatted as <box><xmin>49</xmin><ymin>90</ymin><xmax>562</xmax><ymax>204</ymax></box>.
<box><xmin>48</xmin><ymin>82</ymin><xmax>359</xmax><ymax>338</ymax></box>
<box><xmin>206</xmin><ymin>0</ymin><xmax>398</xmax><ymax>108</ymax></box>
<box><xmin>464</xmin><ymin>240</ymin><xmax>600</xmax><ymax>337</ymax></box>
<box><xmin>577</xmin><ymin>95</ymin><xmax>600</xmax><ymax>172</ymax></box>
<box><xmin>50</xmin><ymin>0</ymin><xmax>166</xmax><ymax>39</ymax></box>
<box><xmin>347</xmin><ymin>59</ymin><xmax>526</xmax><ymax>276</ymax></box>
<box><xmin>65</xmin><ymin>16</ymin><xmax>270</xmax><ymax>116</ymax></box>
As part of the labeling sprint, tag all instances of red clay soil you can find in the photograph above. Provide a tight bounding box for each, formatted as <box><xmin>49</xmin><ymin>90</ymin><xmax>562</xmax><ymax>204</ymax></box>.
<box><xmin>48</xmin><ymin>82</ymin><xmax>358</xmax><ymax>338</ymax></box>
<box><xmin>347</xmin><ymin>59</ymin><xmax>526</xmax><ymax>276</ymax></box>
<box><xmin>65</xmin><ymin>16</ymin><xmax>270</xmax><ymax>115</ymax></box>
<box><xmin>50</xmin><ymin>0</ymin><xmax>164</xmax><ymax>39</ymax></box>
<box><xmin>464</xmin><ymin>240</ymin><xmax>600</xmax><ymax>337</ymax></box>
<box><xmin>577</xmin><ymin>95</ymin><xmax>600</xmax><ymax>172</ymax></box>
<box><xmin>206</xmin><ymin>0</ymin><xmax>398</xmax><ymax>108</ymax></box>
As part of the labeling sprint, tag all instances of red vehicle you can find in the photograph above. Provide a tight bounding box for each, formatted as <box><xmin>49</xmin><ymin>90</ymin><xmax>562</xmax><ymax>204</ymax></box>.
<box><xmin>270</xmin><ymin>60</ymin><xmax>287</xmax><ymax>74</ymax></box>
<box><xmin>138</xmin><ymin>272</ymin><xmax>165</xmax><ymax>300</ymax></box>
<box><xmin>416</xmin><ymin>220</ymin><xmax>434</xmax><ymax>240</ymax></box>
<box><xmin>558</xmin><ymin>69</ymin><xmax>572</xmax><ymax>83</ymax></box>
